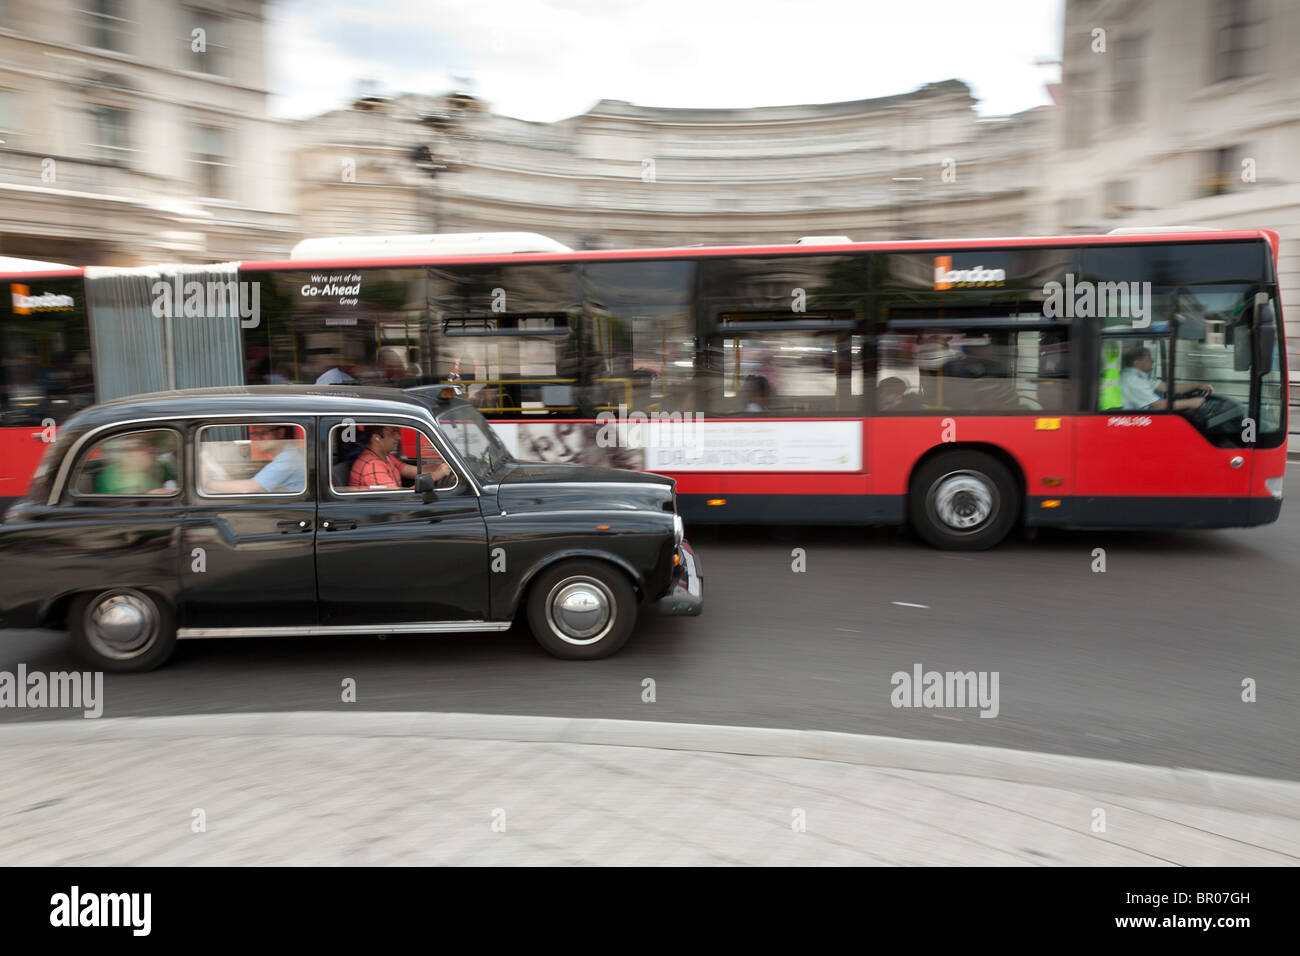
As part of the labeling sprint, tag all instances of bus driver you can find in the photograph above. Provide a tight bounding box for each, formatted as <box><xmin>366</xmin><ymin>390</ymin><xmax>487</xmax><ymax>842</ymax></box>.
<box><xmin>1120</xmin><ymin>347</ymin><xmax>1211</xmax><ymax>412</ymax></box>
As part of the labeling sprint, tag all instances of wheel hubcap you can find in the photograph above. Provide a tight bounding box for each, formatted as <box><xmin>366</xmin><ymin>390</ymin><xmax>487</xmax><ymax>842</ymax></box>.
<box><xmin>930</xmin><ymin>471</ymin><xmax>997</xmax><ymax>533</ymax></box>
<box><xmin>86</xmin><ymin>591</ymin><xmax>158</xmax><ymax>660</ymax></box>
<box><xmin>545</xmin><ymin>577</ymin><xmax>614</xmax><ymax>645</ymax></box>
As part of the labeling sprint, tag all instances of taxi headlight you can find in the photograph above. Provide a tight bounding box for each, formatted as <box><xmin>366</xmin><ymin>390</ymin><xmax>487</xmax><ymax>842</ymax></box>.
<box><xmin>673</xmin><ymin>513</ymin><xmax>684</xmax><ymax>546</ymax></box>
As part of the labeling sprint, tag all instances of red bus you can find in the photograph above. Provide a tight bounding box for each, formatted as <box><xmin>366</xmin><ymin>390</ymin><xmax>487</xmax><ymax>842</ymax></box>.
<box><xmin>0</xmin><ymin>258</ymin><xmax>93</xmax><ymax>504</ymax></box>
<box><xmin>1</xmin><ymin>231</ymin><xmax>1288</xmax><ymax>549</ymax></box>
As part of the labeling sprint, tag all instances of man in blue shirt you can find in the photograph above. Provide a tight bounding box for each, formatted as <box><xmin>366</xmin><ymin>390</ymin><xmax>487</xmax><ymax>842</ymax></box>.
<box><xmin>315</xmin><ymin>366</ymin><xmax>356</xmax><ymax>385</ymax></box>
<box><xmin>1120</xmin><ymin>347</ymin><xmax>1211</xmax><ymax>411</ymax></box>
<box><xmin>201</xmin><ymin>425</ymin><xmax>305</xmax><ymax>495</ymax></box>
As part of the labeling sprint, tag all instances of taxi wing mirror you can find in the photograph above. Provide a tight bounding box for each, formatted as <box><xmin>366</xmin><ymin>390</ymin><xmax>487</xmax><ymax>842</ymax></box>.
<box><xmin>414</xmin><ymin>472</ymin><xmax>437</xmax><ymax>501</ymax></box>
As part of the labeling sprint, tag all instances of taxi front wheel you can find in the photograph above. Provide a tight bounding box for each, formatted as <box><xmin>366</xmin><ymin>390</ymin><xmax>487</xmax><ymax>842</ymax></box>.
<box><xmin>70</xmin><ymin>587</ymin><xmax>178</xmax><ymax>672</ymax></box>
<box><xmin>526</xmin><ymin>560</ymin><xmax>636</xmax><ymax>660</ymax></box>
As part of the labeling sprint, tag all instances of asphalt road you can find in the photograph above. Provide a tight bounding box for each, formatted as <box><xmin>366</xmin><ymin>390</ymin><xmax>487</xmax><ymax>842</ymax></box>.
<box><xmin>3</xmin><ymin>465</ymin><xmax>1298</xmax><ymax>781</ymax></box>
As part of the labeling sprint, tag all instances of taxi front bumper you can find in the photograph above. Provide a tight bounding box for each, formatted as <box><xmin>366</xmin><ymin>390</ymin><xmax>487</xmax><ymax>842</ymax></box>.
<box><xmin>655</xmin><ymin>539</ymin><xmax>702</xmax><ymax>616</ymax></box>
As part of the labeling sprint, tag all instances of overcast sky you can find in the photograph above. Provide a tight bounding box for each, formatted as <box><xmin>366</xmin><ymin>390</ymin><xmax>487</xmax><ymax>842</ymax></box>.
<box><xmin>268</xmin><ymin>0</ymin><xmax>1064</xmax><ymax>123</ymax></box>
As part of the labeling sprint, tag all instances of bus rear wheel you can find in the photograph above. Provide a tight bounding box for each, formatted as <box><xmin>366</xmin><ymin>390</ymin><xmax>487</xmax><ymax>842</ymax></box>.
<box><xmin>909</xmin><ymin>451</ymin><xmax>1018</xmax><ymax>551</ymax></box>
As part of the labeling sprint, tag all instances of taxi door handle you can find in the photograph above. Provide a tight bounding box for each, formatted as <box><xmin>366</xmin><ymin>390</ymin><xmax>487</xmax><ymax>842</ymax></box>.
<box><xmin>320</xmin><ymin>519</ymin><xmax>357</xmax><ymax>531</ymax></box>
<box><xmin>278</xmin><ymin>519</ymin><xmax>312</xmax><ymax>533</ymax></box>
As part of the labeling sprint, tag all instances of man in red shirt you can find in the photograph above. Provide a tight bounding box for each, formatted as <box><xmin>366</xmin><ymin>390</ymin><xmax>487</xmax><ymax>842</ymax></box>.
<box><xmin>349</xmin><ymin>425</ymin><xmax>451</xmax><ymax>490</ymax></box>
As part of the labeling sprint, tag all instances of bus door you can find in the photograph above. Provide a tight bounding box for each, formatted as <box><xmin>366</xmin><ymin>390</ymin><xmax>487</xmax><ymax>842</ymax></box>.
<box><xmin>872</xmin><ymin>305</ymin><xmax>1077</xmax><ymax>528</ymax></box>
<box><xmin>697</xmin><ymin>310</ymin><xmax>867</xmax><ymax>523</ymax></box>
<box><xmin>1076</xmin><ymin>289</ymin><xmax>1259</xmax><ymax>527</ymax></box>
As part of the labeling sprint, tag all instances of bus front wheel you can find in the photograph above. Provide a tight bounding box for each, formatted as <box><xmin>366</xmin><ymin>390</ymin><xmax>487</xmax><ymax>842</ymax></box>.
<box><xmin>909</xmin><ymin>451</ymin><xmax>1018</xmax><ymax>551</ymax></box>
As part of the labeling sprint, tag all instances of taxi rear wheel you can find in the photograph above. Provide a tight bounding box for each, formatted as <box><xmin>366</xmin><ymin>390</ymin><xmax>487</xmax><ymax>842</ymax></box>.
<box><xmin>70</xmin><ymin>588</ymin><xmax>178</xmax><ymax>672</ymax></box>
<box><xmin>526</xmin><ymin>561</ymin><xmax>636</xmax><ymax>660</ymax></box>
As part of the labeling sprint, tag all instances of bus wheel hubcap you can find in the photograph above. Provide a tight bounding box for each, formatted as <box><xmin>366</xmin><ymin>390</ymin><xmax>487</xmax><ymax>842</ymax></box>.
<box><xmin>546</xmin><ymin>577</ymin><xmax>614</xmax><ymax>645</ymax></box>
<box><xmin>931</xmin><ymin>472</ymin><xmax>996</xmax><ymax>532</ymax></box>
<box><xmin>87</xmin><ymin>590</ymin><xmax>158</xmax><ymax>660</ymax></box>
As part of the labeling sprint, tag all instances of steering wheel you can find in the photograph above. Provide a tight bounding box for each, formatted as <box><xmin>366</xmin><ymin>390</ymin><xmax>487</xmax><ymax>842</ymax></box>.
<box><xmin>1186</xmin><ymin>394</ymin><xmax>1246</xmax><ymax>435</ymax></box>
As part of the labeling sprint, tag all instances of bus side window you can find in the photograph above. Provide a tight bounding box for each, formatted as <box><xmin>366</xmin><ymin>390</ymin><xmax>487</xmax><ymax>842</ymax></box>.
<box><xmin>251</xmin><ymin>267</ymin><xmax>428</xmax><ymax>389</ymax></box>
<box><xmin>430</xmin><ymin>264</ymin><xmax>581</xmax><ymax>417</ymax></box>
<box><xmin>703</xmin><ymin>330</ymin><xmax>859</xmax><ymax>416</ymax></box>
<box><xmin>582</xmin><ymin>260</ymin><xmax>697</xmax><ymax>420</ymax></box>
<box><xmin>699</xmin><ymin>254</ymin><xmax>867</xmax><ymax>418</ymax></box>
<box><xmin>877</xmin><ymin>328</ymin><xmax>1067</xmax><ymax>413</ymax></box>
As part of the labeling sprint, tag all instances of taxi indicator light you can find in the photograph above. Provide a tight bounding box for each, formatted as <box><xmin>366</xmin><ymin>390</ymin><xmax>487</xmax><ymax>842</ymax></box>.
<box><xmin>1041</xmin><ymin>499</ymin><xmax>1062</xmax><ymax>508</ymax></box>
<box><xmin>596</xmin><ymin>524</ymin><xmax>611</xmax><ymax>531</ymax></box>
<box><xmin>706</xmin><ymin>499</ymin><xmax>726</xmax><ymax>506</ymax></box>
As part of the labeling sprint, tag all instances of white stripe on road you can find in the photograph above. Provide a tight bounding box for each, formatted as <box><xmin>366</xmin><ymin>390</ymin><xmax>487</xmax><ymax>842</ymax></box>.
<box><xmin>892</xmin><ymin>601</ymin><xmax>930</xmax><ymax>609</ymax></box>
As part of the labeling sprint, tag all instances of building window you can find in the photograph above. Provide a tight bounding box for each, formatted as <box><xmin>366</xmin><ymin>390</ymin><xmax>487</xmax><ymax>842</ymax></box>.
<box><xmin>89</xmin><ymin>105</ymin><xmax>131</xmax><ymax>164</ymax></box>
<box><xmin>1057</xmin><ymin>197</ymin><xmax>1084</xmax><ymax>231</ymax></box>
<box><xmin>84</xmin><ymin>0</ymin><xmax>130</xmax><ymax>53</ymax></box>
<box><xmin>0</xmin><ymin>89</ymin><xmax>19</xmax><ymax>148</ymax></box>
<box><xmin>191</xmin><ymin>124</ymin><xmax>229</xmax><ymax>198</ymax></box>
<box><xmin>1213</xmin><ymin>0</ymin><xmax>1262</xmax><ymax>84</ymax></box>
<box><xmin>1203</xmin><ymin>145</ymin><xmax>1243</xmax><ymax>196</ymax></box>
<box><xmin>1103</xmin><ymin>180</ymin><xmax>1132</xmax><ymax>218</ymax></box>
<box><xmin>1062</xmin><ymin>73</ymin><xmax>1091</xmax><ymax>150</ymax></box>
<box><xmin>1111</xmin><ymin>36</ymin><xmax>1144</xmax><ymax>124</ymax></box>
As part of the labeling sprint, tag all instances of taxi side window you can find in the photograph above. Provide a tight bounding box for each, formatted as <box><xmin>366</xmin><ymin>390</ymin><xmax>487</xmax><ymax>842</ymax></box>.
<box><xmin>197</xmin><ymin>423</ymin><xmax>307</xmax><ymax>496</ymax></box>
<box><xmin>330</xmin><ymin>422</ymin><xmax>456</xmax><ymax>494</ymax></box>
<box><xmin>73</xmin><ymin>429</ymin><xmax>181</xmax><ymax>497</ymax></box>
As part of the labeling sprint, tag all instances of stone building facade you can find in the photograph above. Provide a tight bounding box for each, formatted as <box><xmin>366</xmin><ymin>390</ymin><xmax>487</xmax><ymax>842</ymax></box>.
<box><xmin>293</xmin><ymin>81</ymin><xmax>1051</xmax><ymax>251</ymax></box>
<box><xmin>1044</xmin><ymin>0</ymin><xmax>1300</xmax><ymax>353</ymax></box>
<box><xmin>0</xmin><ymin>0</ymin><xmax>294</xmax><ymax>265</ymax></box>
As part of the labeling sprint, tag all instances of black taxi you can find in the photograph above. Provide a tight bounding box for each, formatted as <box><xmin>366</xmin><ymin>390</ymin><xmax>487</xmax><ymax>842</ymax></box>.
<box><xmin>0</xmin><ymin>386</ymin><xmax>701</xmax><ymax>670</ymax></box>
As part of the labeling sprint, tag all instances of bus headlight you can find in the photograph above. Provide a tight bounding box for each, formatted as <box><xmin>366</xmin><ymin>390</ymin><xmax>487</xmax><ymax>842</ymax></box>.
<box><xmin>1265</xmin><ymin>476</ymin><xmax>1284</xmax><ymax>500</ymax></box>
<box><xmin>673</xmin><ymin>513</ymin><xmax>684</xmax><ymax>546</ymax></box>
